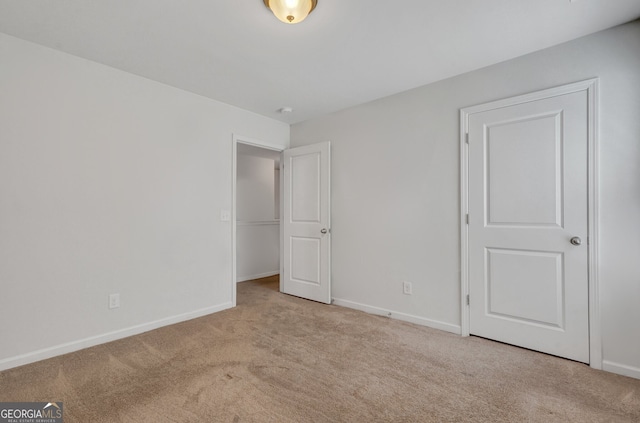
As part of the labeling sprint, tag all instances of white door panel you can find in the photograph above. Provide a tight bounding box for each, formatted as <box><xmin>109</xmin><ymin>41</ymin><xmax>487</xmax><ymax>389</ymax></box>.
<box><xmin>485</xmin><ymin>248</ymin><xmax>564</xmax><ymax>328</ymax></box>
<box><xmin>485</xmin><ymin>112</ymin><xmax>561</xmax><ymax>227</ymax></box>
<box><xmin>291</xmin><ymin>153</ymin><xmax>321</xmax><ymax>222</ymax></box>
<box><xmin>467</xmin><ymin>90</ymin><xmax>589</xmax><ymax>363</ymax></box>
<box><xmin>282</xmin><ymin>142</ymin><xmax>331</xmax><ymax>304</ymax></box>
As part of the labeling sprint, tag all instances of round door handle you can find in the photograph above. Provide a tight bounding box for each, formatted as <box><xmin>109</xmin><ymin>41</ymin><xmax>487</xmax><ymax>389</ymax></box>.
<box><xmin>320</xmin><ymin>228</ymin><xmax>328</xmax><ymax>234</ymax></box>
<box><xmin>570</xmin><ymin>236</ymin><xmax>582</xmax><ymax>246</ymax></box>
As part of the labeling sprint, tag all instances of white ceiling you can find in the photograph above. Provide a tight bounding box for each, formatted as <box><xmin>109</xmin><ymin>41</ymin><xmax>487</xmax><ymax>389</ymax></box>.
<box><xmin>1</xmin><ymin>1</ymin><xmax>639</xmax><ymax>124</ymax></box>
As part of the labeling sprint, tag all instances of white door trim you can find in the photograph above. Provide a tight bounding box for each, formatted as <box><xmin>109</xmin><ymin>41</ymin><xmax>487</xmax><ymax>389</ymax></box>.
<box><xmin>231</xmin><ymin>134</ymin><xmax>285</xmax><ymax>307</ymax></box>
<box><xmin>459</xmin><ymin>79</ymin><xmax>601</xmax><ymax>369</ymax></box>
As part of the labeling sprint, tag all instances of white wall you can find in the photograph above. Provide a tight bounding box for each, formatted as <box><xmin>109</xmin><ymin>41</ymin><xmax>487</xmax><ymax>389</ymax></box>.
<box><xmin>236</xmin><ymin>154</ymin><xmax>279</xmax><ymax>281</ymax></box>
<box><xmin>0</xmin><ymin>33</ymin><xmax>289</xmax><ymax>369</ymax></box>
<box><xmin>237</xmin><ymin>155</ymin><xmax>277</xmax><ymax>222</ymax></box>
<box><xmin>291</xmin><ymin>20</ymin><xmax>640</xmax><ymax>379</ymax></box>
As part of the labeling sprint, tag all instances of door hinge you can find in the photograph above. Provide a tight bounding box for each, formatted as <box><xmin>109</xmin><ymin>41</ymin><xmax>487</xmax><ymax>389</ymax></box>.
<box><xmin>466</xmin><ymin>294</ymin><xmax>470</xmax><ymax>306</ymax></box>
<box><xmin>465</xmin><ymin>132</ymin><xmax>469</xmax><ymax>144</ymax></box>
<box><xmin>465</xmin><ymin>213</ymin><xmax>469</xmax><ymax>224</ymax></box>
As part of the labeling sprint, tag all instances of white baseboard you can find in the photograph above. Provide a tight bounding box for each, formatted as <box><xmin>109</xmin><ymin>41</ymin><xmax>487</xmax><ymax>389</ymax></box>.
<box><xmin>0</xmin><ymin>302</ymin><xmax>233</xmax><ymax>372</ymax></box>
<box><xmin>332</xmin><ymin>297</ymin><xmax>461</xmax><ymax>335</ymax></box>
<box><xmin>236</xmin><ymin>271</ymin><xmax>279</xmax><ymax>283</ymax></box>
<box><xmin>602</xmin><ymin>360</ymin><xmax>640</xmax><ymax>380</ymax></box>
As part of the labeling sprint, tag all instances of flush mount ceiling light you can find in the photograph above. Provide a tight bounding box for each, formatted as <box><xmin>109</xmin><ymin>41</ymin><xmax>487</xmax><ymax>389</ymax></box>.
<box><xmin>263</xmin><ymin>0</ymin><xmax>318</xmax><ymax>24</ymax></box>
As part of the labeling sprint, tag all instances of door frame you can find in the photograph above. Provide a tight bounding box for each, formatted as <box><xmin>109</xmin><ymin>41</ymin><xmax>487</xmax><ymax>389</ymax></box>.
<box><xmin>231</xmin><ymin>134</ymin><xmax>285</xmax><ymax>307</ymax></box>
<box><xmin>459</xmin><ymin>79</ymin><xmax>601</xmax><ymax>369</ymax></box>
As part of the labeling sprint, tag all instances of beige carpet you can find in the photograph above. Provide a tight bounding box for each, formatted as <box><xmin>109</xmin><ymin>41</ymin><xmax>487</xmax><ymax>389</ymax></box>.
<box><xmin>1</xmin><ymin>276</ymin><xmax>638</xmax><ymax>422</ymax></box>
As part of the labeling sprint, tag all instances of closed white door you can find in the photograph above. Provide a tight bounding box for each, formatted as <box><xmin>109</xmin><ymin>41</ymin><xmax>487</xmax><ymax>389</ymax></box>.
<box><xmin>282</xmin><ymin>142</ymin><xmax>331</xmax><ymax>304</ymax></box>
<box><xmin>467</xmin><ymin>89</ymin><xmax>589</xmax><ymax>363</ymax></box>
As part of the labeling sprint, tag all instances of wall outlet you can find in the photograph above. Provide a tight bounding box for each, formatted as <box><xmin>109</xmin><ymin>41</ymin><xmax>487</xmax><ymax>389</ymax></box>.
<box><xmin>220</xmin><ymin>209</ymin><xmax>231</xmax><ymax>221</ymax></box>
<box><xmin>109</xmin><ymin>293</ymin><xmax>120</xmax><ymax>309</ymax></box>
<box><xmin>403</xmin><ymin>281</ymin><xmax>412</xmax><ymax>295</ymax></box>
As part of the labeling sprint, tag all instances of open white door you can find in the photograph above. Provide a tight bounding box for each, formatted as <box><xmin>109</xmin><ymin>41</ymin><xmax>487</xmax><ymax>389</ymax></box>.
<box><xmin>282</xmin><ymin>142</ymin><xmax>331</xmax><ymax>304</ymax></box>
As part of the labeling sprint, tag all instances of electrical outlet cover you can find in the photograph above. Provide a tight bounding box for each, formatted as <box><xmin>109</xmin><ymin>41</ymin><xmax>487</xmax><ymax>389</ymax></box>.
<box><xmin>109</xmin><ymin>293</ymin><xmax>120</xmax><ymax>309</ymax></box>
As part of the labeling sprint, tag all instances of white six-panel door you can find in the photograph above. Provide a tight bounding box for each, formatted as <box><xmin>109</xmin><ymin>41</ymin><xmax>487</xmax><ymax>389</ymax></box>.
<box><xmin>282</xmin><ymin>142</ymin><xmax>331</xmax><ymax>304</ymax></box>
<box><xmin>464</xmin><ymin>86</ymin><xmax>592</xmax><ymax>363</ymax></box>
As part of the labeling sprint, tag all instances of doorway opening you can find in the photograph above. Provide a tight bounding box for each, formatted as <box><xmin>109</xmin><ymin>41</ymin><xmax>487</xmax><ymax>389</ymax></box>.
<box><xmin>232</xmin><ymin>136</ymin><xmax>284</xmax><ymax>306</ymax></box>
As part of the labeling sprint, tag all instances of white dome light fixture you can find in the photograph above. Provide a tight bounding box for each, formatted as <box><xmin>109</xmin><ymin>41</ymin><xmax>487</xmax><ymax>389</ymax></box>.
<box><xmin>263</xmin><ymin>0</ymin><xmax>318</xmax><ymax>24</ymax></box>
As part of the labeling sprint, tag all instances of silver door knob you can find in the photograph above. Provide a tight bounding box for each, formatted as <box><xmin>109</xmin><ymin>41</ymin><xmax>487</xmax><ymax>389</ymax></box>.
<box><xmin>570</xmin><ymin>236</ymin><xmax>582</xmax><ymax>246</ymax></box>
<box><xmin>320</xmin><ymin>228</ymin><xmax>328</xmax><ymax>234</ymax></box>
